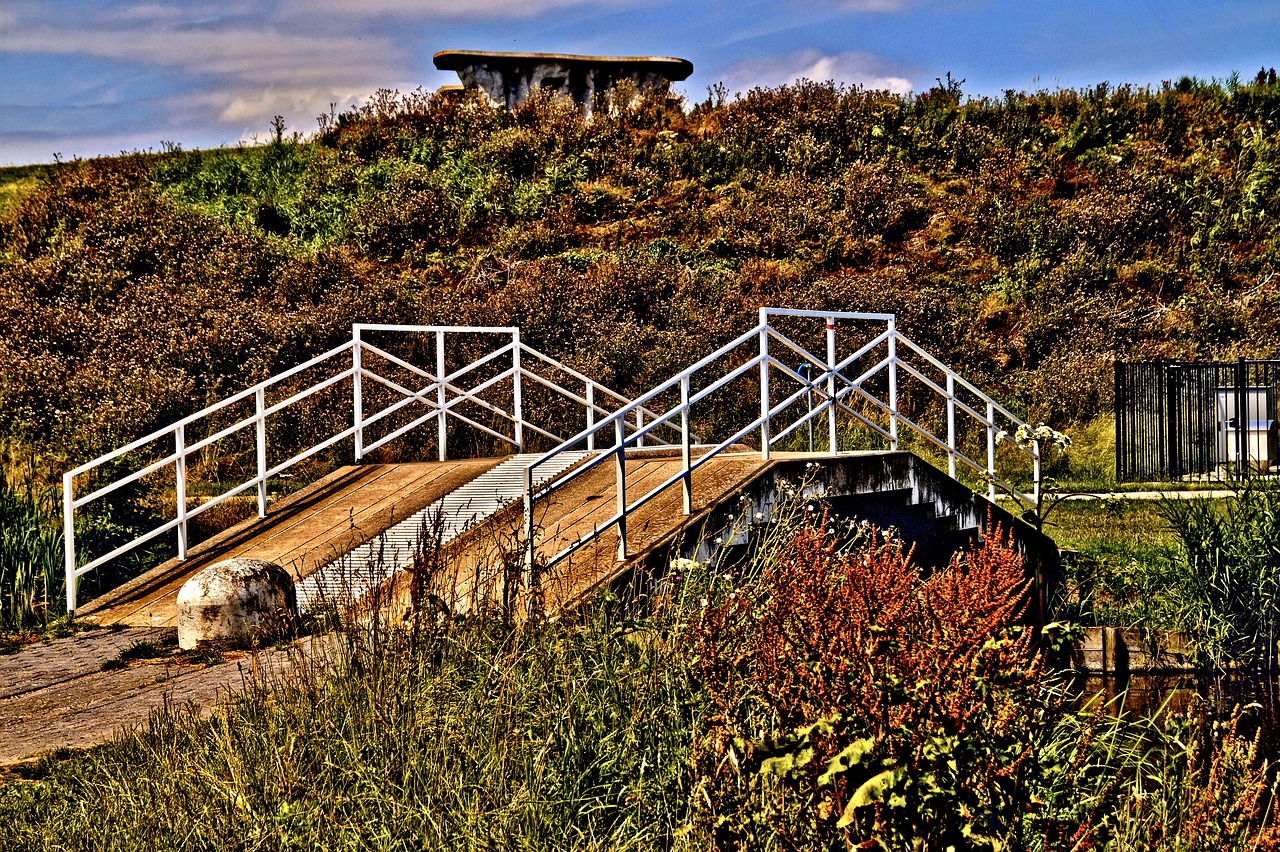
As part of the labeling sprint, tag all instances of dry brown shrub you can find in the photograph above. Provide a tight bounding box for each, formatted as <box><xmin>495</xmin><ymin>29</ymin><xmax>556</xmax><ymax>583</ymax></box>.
<box><xmin>687</xmin><ymin>515</ymin><xmax>1042</xmax><ymax>850</ymax></box>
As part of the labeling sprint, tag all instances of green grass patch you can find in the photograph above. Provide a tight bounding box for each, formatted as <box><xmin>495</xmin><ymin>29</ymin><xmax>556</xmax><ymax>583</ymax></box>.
<box><xmin>100</xmin><ymin>637</ymin><xmax>176</xmax><ymax>671</ymax></box>
<box><xmin>0</xmin><ymin>164</ymin><xmax>51</xmax><ymax>217</ymax></box>
<box><xmin>1043</xmin><ymin>496</ymin><xmax>1182</xmax><ymax>626</ymax></box>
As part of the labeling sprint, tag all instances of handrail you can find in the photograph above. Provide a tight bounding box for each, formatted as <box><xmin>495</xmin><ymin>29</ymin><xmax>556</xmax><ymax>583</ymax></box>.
<box><xmin>63</xmin><ymin>340</ymin><xmax>357</xmax><ymax>480</ymax></box>
<box><xmin>520</xmin><ymin>308</ymin><xmax>1042</xmax><ymax>596</ymax></box>
<box><xmin>63</xmin><ymin>311</ymin><xmax>1042</xmax><ymax>615</ymax></box>
<box><xmin>62</xmin><ymin>324</ymin><xmax>668</xmax><ymax>613</ymax></box>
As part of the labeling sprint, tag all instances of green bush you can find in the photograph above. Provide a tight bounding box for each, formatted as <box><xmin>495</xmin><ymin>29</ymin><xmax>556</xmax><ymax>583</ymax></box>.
<box><xmin>8</xmin><ymin>78</ymin><xmax>1280</xmax><ymax>460</ymax></box>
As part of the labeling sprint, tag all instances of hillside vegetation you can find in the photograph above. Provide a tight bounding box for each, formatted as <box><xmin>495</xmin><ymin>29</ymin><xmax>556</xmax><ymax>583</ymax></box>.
<box><xmin>3</xmin><ymin>75</ymin><xmax>1280</xmax><ymax>469</ymax></box>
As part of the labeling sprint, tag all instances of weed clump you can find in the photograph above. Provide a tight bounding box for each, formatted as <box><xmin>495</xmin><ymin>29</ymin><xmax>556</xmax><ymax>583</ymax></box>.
<box><xmin>1155</xmin><ymin>477</ymin><xmax>1280</xmax><ymax>670</ymax></box>
<box><xmin>687</xmin><ymin>517</ymin><xmax>1041</xmax><ymax>849</ymax></box>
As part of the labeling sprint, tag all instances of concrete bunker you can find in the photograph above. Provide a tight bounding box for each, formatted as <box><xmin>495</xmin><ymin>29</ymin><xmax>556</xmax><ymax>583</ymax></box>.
<box><xmin>433</xmin><ymin>50</ymin><xmax>693</xmax><ymax>114</ymax></box>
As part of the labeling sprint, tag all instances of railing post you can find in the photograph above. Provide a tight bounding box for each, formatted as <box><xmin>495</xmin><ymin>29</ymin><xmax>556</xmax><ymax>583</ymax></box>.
<box><xmin>586</xmin><ymin>382</ymin><xmax>595</xmax><ymax>452</ymax></box>
<box><xmin>436</xmin><ymin>330</ymin><xmax>447</xmax><ymax>462</ymax></box>
<box><xmin>523</xmin><ymin>464</ymin><xmax>535</xmax><ymax>601</ymax></box>
<box><xmin>826</xmin><ymin>317</ymin><xmax>838</xmax><ymax>454</ymax></box>
<box><xmin>986</xmin><ymin>401</ymin><xmax>997</xmax><ymax>501</ymax></box>
<box><xmin>353</xmin><ymin>326</ymin><xmax>363</xmax><ymax>462</ymax></box>
<box><xmin>946</xmin><ymin>374</ymin><xmax>957</xmax><ymax>479</ymax></box>
<box><xmin>175</xmin><ymin>424</ymin><xmax>188</xmax><ymax>561</ymax></box>
<box><xmin>63</xmin><ymin>472</ymin><xmax>76</xmax><ymax>614</ymax></box>
<box><xmin>887</xmin><ymin>319</ymin><xmax>899</xmax><ymax>451</ymax></box>
<box><xmin>615</xmin><ymin>417</ymin><xmax>627</xmax><ymax>561</ymax></box>
<box><xmin>759</xmin><ymin>318</ymin><xmax>771</xmax><ymax>461</ymax></box>
<box><xmin>635</xmin><ymin>408</ymin><xmax>645</xmax><ymax>449</ymax></box>
<box><xmin>681</xmin><ymin>375</ymin><xmax>692</xmax><ymax>515</ymax></box>
<box><xmin>256</xmin><ymin>387</ymin><xmax>267</xmax><ymax>518</ymax></box>
<box><xmin>513</xmin><ymin>329</ymin><xmax>524</xmax><ymax>452</ymax></box>
<box><xmin>1033</xmin><ymin>439</ymin><xmax>1042</xmax><ymax>514</ymax></box>
<box><xmin>1237</xmin><ymin>356</ymin><xmax>1247</xmax><ymax>473</ymax></box>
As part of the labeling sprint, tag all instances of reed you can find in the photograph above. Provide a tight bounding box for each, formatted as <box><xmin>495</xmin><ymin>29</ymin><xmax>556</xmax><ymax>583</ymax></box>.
<box><xmin>0</xmin><ymin>470</ymin><xmax>64</xmax><ymax>632</ymax></box>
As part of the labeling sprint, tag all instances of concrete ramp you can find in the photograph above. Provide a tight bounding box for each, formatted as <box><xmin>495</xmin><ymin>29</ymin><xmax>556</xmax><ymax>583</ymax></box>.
<box><xmin>295</xmin><ymin>452</ymin><xmax>594</xmax><ymax>612</ymax></box>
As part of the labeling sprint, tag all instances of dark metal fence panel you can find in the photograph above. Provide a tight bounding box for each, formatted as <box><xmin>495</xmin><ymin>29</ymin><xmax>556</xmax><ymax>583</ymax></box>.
<box><xmin>1115</xmin><ymin>359</ymin><xmax>1280</xmax><ymax>482</ymax></box>
<box><xmin>1115</xmin><ymin>362</ymin><xmax>1160</xmax><ymax>480</ymax></box>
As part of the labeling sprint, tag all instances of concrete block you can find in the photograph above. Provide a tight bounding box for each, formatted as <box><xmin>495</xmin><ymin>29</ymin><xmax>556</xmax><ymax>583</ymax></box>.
<box><xmin>1076</xmin><ymin>626</ymin><xmax>1107</xmax><ymax>671</ymax></box>
<box><xmin>177</xmin><ymin>558</ymin><xmax>296</xmax><ymax>650</ymax></box>
<box><xmin>1072</xmin><ymin>627</ymin><xmax>1198</xmax><ymax>674</ymax></box>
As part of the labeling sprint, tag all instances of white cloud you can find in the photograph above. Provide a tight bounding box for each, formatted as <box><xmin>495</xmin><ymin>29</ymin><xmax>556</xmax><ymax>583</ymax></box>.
<box><xmin>715</xmin><ymin>49</ymin><xmax>912</xmax><ymax>95</ymax></box>
<box><xmin>0</xmin><ymin>0</ymin><xmax>635</xmax><ymax>151</ymax></box>
<box><xmin>0</xmin><ymin>26</ymin><xmax>402</xmax><ymax>81</ymax></box>
<box><xmin>0</xmin><ymin>0</ymin><xmax>648</xmax><ymax>161</ymax></box>
<box><xmin>283</xmin><ymin>0</ymin><xmax>610</xmax><ymax>18</ymax></box>
<box><xmin>0</xmin><ymin>19</ymin><xmax>414</xmax><ymax>140</ymax></box>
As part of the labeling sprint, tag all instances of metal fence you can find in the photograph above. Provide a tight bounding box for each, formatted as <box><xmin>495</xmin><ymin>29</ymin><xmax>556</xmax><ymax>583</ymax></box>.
<box><xmin>1115</xmin><ymin>359</ymin><xmax>1280</xmax><ymax>481</ymax></box>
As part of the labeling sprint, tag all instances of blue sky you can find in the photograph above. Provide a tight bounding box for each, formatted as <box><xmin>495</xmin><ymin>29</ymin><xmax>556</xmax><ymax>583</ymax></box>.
<box><xmin>1</xmin><ymin>0</ymin><xmax>1278</xmax><ymax>166</ymax></box>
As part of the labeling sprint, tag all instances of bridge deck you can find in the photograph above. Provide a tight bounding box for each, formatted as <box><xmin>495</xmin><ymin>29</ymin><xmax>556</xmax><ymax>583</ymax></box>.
<box><xmin>80</xmin><ymin>450</ymin><xmax>780</xmax><ymax>627</ymax></box>
<box><xmin>434</xmin><ymin>450</ymin><xmax>773</xmax><ymax>612</ymax></box>
<box><xmin>79</xmin><ymin>458</ymin><xmax>502</xmax><ymax>627</ymax></box>
<box><xmin>539</xmin><ymin>450</ymin><xmax>772</xmax><ymax>607</ymax></box>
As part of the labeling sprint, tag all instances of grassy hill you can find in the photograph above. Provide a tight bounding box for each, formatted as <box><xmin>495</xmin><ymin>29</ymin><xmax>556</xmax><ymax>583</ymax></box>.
<box><xmin>4</xmin><ymin>76</ymin><xmax>1280</xmax><ymax>469</ymax></box>
<box><xmin>6</xmin><ymin>78</ymin><xmax>1280</xmax><ymax>850</ymax></box>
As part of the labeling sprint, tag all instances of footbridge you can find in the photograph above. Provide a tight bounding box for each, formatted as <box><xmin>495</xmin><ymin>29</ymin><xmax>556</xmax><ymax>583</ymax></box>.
<box><xmin>64</xmin><ymin>309</ymin><xmax>1053</xmax><ymax>626</ymax></box>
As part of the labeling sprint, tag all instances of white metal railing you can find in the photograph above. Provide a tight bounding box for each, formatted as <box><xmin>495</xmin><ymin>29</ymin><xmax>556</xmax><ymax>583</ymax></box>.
<box><xmin>62</xmin><ymin>324</ymin><xmax>679</xmax><ymax>612</ymax></box>
<box><xmin>520</xmin><ymin>307</ymin><xmax>1042</xmax><ymax>593</ymax></box>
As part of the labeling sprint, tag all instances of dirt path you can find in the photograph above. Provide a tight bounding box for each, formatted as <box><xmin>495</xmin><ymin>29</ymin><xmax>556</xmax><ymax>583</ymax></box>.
<box><xmin>0</xmin><ymin>627</ymin><xmax>324</xmax><ymax>768</ymax></box>
<box><xmin>1042</xmin><ymin>489</ymin><xmax>1237</xmax><ymax>501</ymax></box>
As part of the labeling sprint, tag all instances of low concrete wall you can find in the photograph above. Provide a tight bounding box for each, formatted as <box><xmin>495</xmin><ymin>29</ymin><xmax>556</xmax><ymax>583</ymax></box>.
<box><xmin>1072</xmin><ymin>627</ymin><xmax>1198</xmax><ymax>674</ymax></box>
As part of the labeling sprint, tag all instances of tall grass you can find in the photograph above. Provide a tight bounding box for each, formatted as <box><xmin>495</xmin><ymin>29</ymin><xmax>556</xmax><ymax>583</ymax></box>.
<box><xmin>0</xmin><ymin>471</ymin><xmax>64</xmax><ymax>632</ymax></box>
<box><xmin>1155</xmin><ymin>477</ymin><xmax>1280</xmax><ymax>669</ymax></box>
<box><xmin>3</xmin><ymin>499</ymin><xmax>1278</xmax><ymax>849</ymax></box>
<box><xmin>0</xmin><ymin>596</ymin><xmax>705</xmax><ymax>850</ymax></box>
<box><xmin>0</xmin><ymin>464</ymin><xmax>140</xmax><ymax>633</ymax></box>
<box><xmin>1029</xmin><ymin>695</ymin><xmax>1279</xmax><ymax>850</ymax></box>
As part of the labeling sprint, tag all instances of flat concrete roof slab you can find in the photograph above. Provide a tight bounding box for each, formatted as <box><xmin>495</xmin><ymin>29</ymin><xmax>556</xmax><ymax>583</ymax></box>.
<box><xmin>433</xmin><ymin>50</ymin><xmax>693</xmax><ymax>80</ymax></box>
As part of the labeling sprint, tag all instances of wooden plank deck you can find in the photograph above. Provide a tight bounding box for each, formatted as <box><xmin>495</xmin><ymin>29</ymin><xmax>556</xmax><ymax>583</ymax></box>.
<box><xmin>80</xmin><ymin>449</ymin><xmax>777</xmax><ymax>627</ymax></box>
<box><xmin>432</xmin><ymin>450</ymin><xmax>772</xmax><ymax>612</ymax></box>
<box><xmin>537</xmin><ymin>451</ymin><xmax>770</xmax><ymax>607</ymax></box>
<box><xmin>79</xmin><ymin>458</ymin><xmax>502</xmax><ymax>627</ymax></box>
